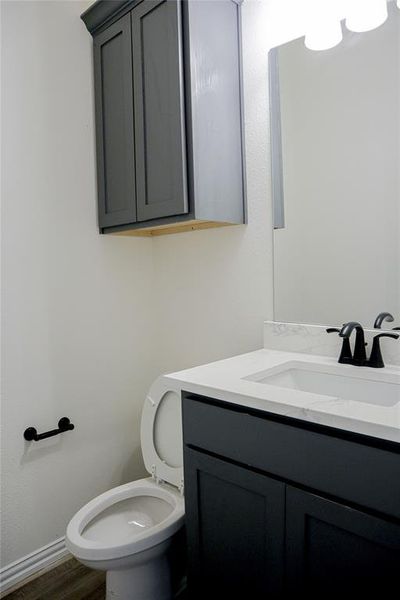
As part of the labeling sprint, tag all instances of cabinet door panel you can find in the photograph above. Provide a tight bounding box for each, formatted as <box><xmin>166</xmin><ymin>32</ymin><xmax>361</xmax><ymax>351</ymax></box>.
<box><xmin>93</xmin><ymin>15</ymin><xmax>136</xmax><ymax>228</ymax></box>
<box><xmin>286</xmin><ymin>486</ymin><xmax>400</xmax><ymax>598</ymax></box>
<box><xmin>184</xmin><ymin>447</ymin><xmax>285</xmax><ymax>599</ymax></box>
<box><xmin>132</xmin><ymin>0</ymin><xmax>188</xmax><ymax>222</ymax></box>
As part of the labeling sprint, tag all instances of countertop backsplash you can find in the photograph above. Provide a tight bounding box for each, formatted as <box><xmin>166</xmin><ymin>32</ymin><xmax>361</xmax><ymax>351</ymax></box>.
<box><xmin>264</xmin><ymin>321</ymin><xmax>400</xmax><ymax>367</ymax></box>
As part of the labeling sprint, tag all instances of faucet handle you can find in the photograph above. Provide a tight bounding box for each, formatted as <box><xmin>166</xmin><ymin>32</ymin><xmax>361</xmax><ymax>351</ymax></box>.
<box><xmin>339</xmin><ymin>322</ymin><xmax>367</xmax><ymax>364</ymax></box>
<box><xmin>326</xmin><ymin>328</ymin><xmax>353</xmax><ymax>364</ymax></box>
<box><xmin>374</xmin><ymin>312</ymin><xmax>394</xmax><ymax>329</ymax></box>
<box><xmin>367</xmin><ymin>333</ymin><xmax>399</xmax><ymax>368</ymax></box>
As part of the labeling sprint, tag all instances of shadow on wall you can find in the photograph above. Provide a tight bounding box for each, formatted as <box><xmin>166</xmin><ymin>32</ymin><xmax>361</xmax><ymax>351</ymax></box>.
<box><xmin>114</xmin><ymin>446</ymin><xmax>147</xmax><ymax>485</ymax></box>
<box><xmin>20</xmin><ymin>436</ymin><xmax>65</xmax><ymax>466</ymax></box>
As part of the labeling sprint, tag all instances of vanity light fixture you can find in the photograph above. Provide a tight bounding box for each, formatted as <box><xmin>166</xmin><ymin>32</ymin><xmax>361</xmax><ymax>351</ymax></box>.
<box><xmin>346</xmin><ymin>0</ymin><xmax>388</xmax><ymax>33</ymax></box>
<box><xmin>304</xmin><ymin>19</ymin><xmax>343</xmax><ymax>51</ymax></box>
<box><xmin>304</xmin><ymin>0</ymin><xmax>397</xmax><ymax>52</ymax></box>
<box><xmin>304</xmin><ymin>0</ymin><xmax>344</xmax><ymax>51</ymax></box>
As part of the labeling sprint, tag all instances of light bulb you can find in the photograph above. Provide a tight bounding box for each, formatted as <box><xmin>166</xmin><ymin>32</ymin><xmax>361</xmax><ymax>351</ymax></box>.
<box><xmin>305</xmin><ymin>19</ymin><xmax>343</xmax><ymax>51</ymax></box>
<box><xmin>346</xmin><ymin>0</ymin><xmax>388</xmax><ymax>33</ymax></box>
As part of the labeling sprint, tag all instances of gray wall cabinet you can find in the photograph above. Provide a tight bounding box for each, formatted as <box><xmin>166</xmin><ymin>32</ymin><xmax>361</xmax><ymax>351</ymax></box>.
<box><xmin>132</xmin><ymin>0</ymin><xmax>188</xmax><ymax>222</ymax></box>
<box><xmin>182</xmin><ymin>393</ymin><xmax>400</xmax><ymax>598</ymax></box>
<box><xmin>82</xmin><ymin>0</ymin><xmax>246</xmax><ymax>237</ymax></box>
<box><xmin>93</xmin><ymin>15</ymin><xmax>136</xmax><ymax>228</ymax></box>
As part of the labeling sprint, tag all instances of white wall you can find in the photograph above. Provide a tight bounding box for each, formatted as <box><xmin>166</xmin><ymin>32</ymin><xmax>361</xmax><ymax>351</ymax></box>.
<box><xmin>1</xmin><ymin>0</ymin><xmax>156</xmax><ymax>567</ymax></box>
<box><xmin>153</xmin><ymin>1</ymin><xmax>276</xmax><ymax>376</ymax></box>
<box><xmin>1</xmin><ymin>0</ymin><xmax>273</xmax><ymax>568</ymax></box>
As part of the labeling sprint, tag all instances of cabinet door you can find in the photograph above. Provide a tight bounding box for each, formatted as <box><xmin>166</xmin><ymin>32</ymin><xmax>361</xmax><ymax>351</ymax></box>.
<box><xmin>93</xmin><ymin>15</ymin><xmax>136</xmax><ymax>228</ymax></box>
<box><xmin>132</xmin><ymin>0</ymin><xmax>188</xmax><ymax>222</ymax></box>
<box><xmin>286</xmin><ymin>486</ymin><xmax>400</xmax><ymax>598</ymax></box>
<box><xmin>184</xmin><ymin>447</ymin><xmax>285</xmax><ymax>599</ymax></box>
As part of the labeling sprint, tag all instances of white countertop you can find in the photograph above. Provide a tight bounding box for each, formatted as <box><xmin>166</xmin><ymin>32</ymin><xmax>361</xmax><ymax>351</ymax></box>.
<box><xmin>163</xmin><ymin>349</ymin><xmax>400</xmax><ymax>444</ymax></box>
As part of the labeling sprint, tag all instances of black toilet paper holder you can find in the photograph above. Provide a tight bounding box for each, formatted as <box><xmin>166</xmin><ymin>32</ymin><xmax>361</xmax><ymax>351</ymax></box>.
<box><xmin>24</xmin><ymin>417</ymin><xmax>74</xmax><ymax>441</ymax></box>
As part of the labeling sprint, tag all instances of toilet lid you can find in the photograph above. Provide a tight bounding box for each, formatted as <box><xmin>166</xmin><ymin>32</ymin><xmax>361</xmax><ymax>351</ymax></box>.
<box><xmin>140</xmin><ymin>377</ymin><xmax>183</xmax><ymax>491</ymax></box>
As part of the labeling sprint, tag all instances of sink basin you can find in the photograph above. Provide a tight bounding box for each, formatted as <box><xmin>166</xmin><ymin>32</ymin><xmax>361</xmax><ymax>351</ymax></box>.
<box><xmin>244</xmin><ymin>361</ymin><xmax>400</xmax><ymax>407</ymax></box>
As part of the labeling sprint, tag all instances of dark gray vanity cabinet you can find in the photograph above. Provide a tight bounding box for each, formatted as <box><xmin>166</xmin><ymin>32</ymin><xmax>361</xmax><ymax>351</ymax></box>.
<box><xmin>182</xmin><ymin>393</ymin><xmax>400</xmax><ymax>599</ymax></box>
<box><xmin>286</xmin><ymin>487</ymin><xmax>400</xmax><ymax>597</ymax></box>
<box><xmin>82</xmin><ymin>0</ymin><xmax>245</xmax><ymax>237</ymax></box>
<box><xmin>184</xmin><ymin>447</ymin><xmax>285</xmax><ymax>597</ymax></box>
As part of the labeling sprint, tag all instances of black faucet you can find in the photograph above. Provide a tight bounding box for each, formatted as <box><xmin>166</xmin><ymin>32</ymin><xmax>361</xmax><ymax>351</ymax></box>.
<box><xmin>365</xmin><ymin>333</ymin><xmax>399</xmax><ymax>368</ymax></box>
<box><xmin>339</xmin><ymin>322</ymin><xmax>367</xmax><ymax>365</ymax></box>
<box><xmin>326</xmin><ymin>328</ymin><xmax>353</xmax><ymax>364</ymax></box>
<box><xmin>328</xmin><ymin>323</ymin><xmax>399</xmax><ymax>368</ymax></box>
<box><xmin>374</xmin><ymin>312</ymin><xmax>394</xmax><ymax>329</ymax></box>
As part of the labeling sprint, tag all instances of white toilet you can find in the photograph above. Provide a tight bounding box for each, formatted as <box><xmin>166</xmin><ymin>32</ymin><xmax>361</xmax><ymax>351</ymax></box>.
<box><xmin>66</xmin><ymin>380</ymin><xmax>185</xmax><ymax>600</ymax></box>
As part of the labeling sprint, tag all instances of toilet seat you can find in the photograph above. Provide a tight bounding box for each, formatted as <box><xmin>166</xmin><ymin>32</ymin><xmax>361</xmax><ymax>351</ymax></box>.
<box><xmin>66</xmin><ymin>478</ymin><xmax>184</xmax><ymax>561</ymax></box>
<box><xmin>141</xmin><ymin>378</ymin><xmax>183</xmax><ymax>492</ymax></box>
<box><xmin>66</xmin><ymin>378</ymin><xmax>185</xmax><ymax>565</ymax></box>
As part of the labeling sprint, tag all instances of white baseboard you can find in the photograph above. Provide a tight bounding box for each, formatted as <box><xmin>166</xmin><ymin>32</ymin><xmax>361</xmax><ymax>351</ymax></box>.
<box><xmin>0</xmin><ymin>537</ymin><xmax>71</xmax><ymax>596</ymax></box>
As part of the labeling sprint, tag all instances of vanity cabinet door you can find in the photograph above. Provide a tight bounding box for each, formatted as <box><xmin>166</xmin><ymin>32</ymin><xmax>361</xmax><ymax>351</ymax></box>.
<box><xmin>184</xmin><ymin>447</ymin><xmax>285</xmax><ymax>599</ymax></box>
<box><xmin>131</xmin><ymin>0</ymin><xmax>188</xmax><ymax>222</ymax></box>
<box><xmin>93</xmin><ymin>14</ymin><xmax>136</xmax><ymax>228</ymax></box>
<box><xmin>285</xmin><ymin>486</ymin><xmax>400</xmax><ymax>598</ymax></box>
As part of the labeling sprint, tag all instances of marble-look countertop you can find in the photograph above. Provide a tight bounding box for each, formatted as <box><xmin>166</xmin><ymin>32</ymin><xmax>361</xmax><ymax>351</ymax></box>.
<box><xmin>163</xmin><ymin>349</ymin><xmax>400</xmax><ymax>444</ymax></box>
<box><xmin>263</xmin><ymin>320</ymin><xmax>400</xmax><ymax>366</ymax></box>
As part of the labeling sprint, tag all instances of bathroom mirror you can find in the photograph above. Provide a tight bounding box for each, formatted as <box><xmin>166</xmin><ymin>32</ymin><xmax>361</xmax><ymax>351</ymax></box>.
<box><xmin>271</xmin><ymin>3</ymin><xmax>400</xmax><ymax>327</ymax></box>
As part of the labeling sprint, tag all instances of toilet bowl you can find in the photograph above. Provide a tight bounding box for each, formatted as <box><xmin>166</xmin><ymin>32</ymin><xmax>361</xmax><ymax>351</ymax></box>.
<box><xmin>66</xmin><ymin>379</ymin><xmax>185</xmax><ymax>600</ymax></box>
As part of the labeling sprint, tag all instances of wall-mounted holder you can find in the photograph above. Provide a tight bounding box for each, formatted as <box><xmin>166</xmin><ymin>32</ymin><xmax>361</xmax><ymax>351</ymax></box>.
<box><xmin>24</xmin><ymin>417</ymin><xmax>74</xmax><ymax>442</ymax></box>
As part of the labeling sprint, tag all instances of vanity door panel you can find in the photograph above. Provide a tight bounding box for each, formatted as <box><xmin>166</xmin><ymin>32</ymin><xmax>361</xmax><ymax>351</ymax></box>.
<box><xmin>183</xmin><ymin>447</ymin><xmax>285</xmax><ymax>599</ymax></box>
<box><xmin>285</xmin><ymin>486</ymin><xmax>400</xmax><ymax>598</ymax></box>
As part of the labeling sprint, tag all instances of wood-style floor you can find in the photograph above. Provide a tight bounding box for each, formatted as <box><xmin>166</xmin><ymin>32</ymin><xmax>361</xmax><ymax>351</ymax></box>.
<box><xmin>4</xmin><ymin>559</ymin><xmax>106</xmax><ymax>600</ymax></box>
<box><xmin>3</xmin><ymin>558</ymin><xmax>188</xmax><ymax>600</ymax></box>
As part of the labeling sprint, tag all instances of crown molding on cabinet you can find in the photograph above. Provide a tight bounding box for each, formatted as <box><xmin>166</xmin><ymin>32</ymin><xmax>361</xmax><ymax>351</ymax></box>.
<box><xmin>81</xmin><ymin>0</ymin><xmax>143</xmax><ymax>35</ymax></box>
